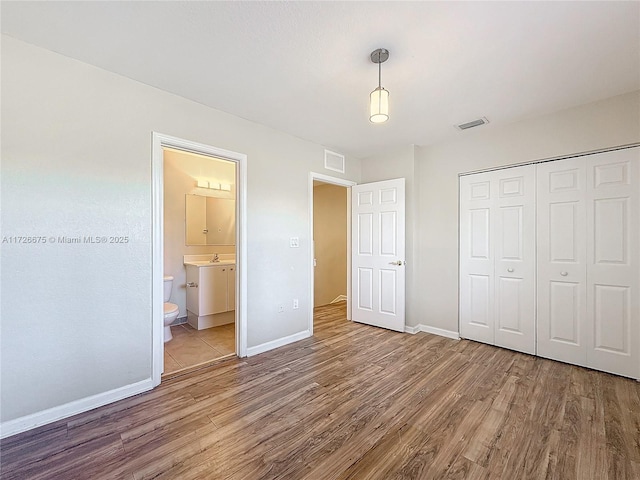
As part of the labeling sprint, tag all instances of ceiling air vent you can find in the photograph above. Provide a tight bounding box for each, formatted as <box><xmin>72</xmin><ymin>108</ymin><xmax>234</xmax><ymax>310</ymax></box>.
<box><xmin>455</xmin><ymin>117</ymin><xmax>489</xmax><ymax>131</ymax></box>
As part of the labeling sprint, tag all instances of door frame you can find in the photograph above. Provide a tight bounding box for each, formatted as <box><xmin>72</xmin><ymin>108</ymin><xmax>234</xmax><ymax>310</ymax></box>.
<box><xmin>152</xmin><ymin>132</ymin><xmax>248</xmax><ymax>386</ymax></box>
<box><xmin>308</xmin><ymin>172</ymin><xmax>356</xmax><ymax>335</ymax></box>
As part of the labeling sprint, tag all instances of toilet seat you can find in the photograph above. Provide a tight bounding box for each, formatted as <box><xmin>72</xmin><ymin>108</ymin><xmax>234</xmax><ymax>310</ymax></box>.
<box><xmin>164</xmin><ymin>302</ymin><xmax>179</xmax><ymax>316</ymax></box>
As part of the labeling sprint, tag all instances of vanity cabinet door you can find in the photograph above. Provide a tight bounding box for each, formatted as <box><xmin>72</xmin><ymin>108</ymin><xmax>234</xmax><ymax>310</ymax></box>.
<box><xmin>186</xmin><ymin>265</ymin><xmax>201</xmax><ymax>315</ymax></box>
<box><xmin>200</xmin><ymin>266</ymin><xmax>228</xmax><ymax>315</ymax></box>
<box><xmin>228</xmin><ymin>266</ymin><xmax>236</xmax><ymax>311</ymax></box>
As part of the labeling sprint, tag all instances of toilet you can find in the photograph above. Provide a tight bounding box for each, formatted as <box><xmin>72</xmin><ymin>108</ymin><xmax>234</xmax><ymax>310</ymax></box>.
<box><xmin>163</xmin><ymin>276</ymin><xmax>179</xmax><ymax>343</ymax></box>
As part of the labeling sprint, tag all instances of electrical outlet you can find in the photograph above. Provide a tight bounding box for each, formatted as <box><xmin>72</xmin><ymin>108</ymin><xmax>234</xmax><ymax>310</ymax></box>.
<box><xmin>278</xmin><ymin>304</ymin><xmax>284</xmax><ymax>313</ymax></box>
<box><xmin>290</xmin><ymin>237</ymin><xmax>299</xmax><ymax>248</ymax></box>
<box><xmin>293</xmin><ymin>299</ymin><xmax>299</xmax><ymax>309</ymax></box>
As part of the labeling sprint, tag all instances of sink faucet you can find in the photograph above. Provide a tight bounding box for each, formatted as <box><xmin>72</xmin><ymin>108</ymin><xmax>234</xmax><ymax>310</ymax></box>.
<box><xmin>210</xmin><ymin>253</ymin><xmax>220</xmax><ymax>263</ymax></box>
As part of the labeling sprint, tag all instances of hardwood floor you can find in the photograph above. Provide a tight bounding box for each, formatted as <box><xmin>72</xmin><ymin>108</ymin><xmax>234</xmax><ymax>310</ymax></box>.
<box><xmin>2</xmin><ymin>302</ymin><xmax>639</xmax><ymax>479</ymax></box>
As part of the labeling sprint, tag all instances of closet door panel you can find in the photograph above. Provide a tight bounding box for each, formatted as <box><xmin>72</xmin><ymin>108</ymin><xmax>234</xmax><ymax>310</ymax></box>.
<box><xmin>548</xmin><ymin>281</ymin><xmax>581</xmax><ymax>345</ymax></box>
<box><xmin>496</xmin><ymin>276</ymin><xmax>525</xmax><ymax>331</ymax></box>
<box><xmin>467</xmin><ymin>274</ymin><xmax>491</xmax><ymax>328</ymax></box>
<box><xmin>459</xmin><ymin>173</ymin><xmax>494</xmax><ymax>344</ymax></box>
<box><xmin>537</xmin><ymin>159</ymin><xmax>588</xmax><ymax>366</ymax></box>
<box><xmin>586</xmin><ymin>149</ymin><xmax>639</xmax><ymax>378</ymax></box>
<box><xmin>494</xmin><ymin>166</ymin><xmax>536</xmax><ymax>354</ymax></box>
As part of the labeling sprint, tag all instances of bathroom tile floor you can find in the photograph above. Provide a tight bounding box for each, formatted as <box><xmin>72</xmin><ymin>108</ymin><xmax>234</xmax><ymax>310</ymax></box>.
<box><xmin>163</xmin><ymin>322</ymin><xmax>235</xmax><ymax>375</ymax></box>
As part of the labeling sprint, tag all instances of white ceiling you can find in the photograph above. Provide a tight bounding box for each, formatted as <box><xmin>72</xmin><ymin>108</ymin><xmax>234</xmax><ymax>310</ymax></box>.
<box><xmin>2</xmin><ymin>1</ymin><xmax>639</xmax><ymax>158</ymax></box>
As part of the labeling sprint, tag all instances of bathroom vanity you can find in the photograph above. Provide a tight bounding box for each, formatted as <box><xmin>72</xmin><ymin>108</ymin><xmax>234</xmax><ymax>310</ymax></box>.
<box><xmin>184</xmin><ymin>258</ymin><xmax>236</xmax><ymax>330</ymax></box>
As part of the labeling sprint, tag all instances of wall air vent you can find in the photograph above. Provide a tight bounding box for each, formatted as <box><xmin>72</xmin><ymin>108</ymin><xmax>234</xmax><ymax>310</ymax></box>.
<box><xmin>455</xmin><ymin>117</ymin><xmax>489</xmax><ymax>131</ymax></box>
<box><xmin>324</xmin><ymin>149</ymin><xmax>345</xmax><ymax>173</ymax></box>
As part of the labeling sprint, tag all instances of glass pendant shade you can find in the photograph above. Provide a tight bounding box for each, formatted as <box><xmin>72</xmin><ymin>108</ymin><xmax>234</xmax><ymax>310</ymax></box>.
<box><xmin>369</xmin><ymin>86</ymin><xmax>389</xmax><ymax>123</ymax></box>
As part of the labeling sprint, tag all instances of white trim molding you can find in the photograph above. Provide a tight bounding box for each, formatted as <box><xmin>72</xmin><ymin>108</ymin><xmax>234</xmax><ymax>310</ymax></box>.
<box><xmin>330</xmin><ymin>295</ymin><xmax>348</xmax><ymax>304</ymax></box>
<box><xmin>152</xmin><ymin>132</ymin><xmax>248</xmax><ymax>389</ymax></box>
<box><xmin>246</xmin><ymin>330</ymin><xmax>311</xmax><ymax>357</ymax></box>
<box><xmin>309</xmin><ymin>172</ymin><xmax>357</xmax><ymax>335</ymax></box>
<box><xmin>404</xmin><ymin>324</ymin><xmax>460</xmax><ymax>340</ymax></box>
<box><xmin>0</xmin><ymin>379</ymin><xmax>153</xmax><ymax>439</ymax></box>
<box><xmin>404</xmin><ymin>324</ymin><xmax>420</xmax><ymax>334</ymax></box>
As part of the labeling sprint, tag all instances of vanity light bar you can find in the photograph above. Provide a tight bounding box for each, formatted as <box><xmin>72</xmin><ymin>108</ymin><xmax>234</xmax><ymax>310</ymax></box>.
<box><xmin>195</xmin><ymin>180</ymin><xmax>232</xmax><ymax>191</ymax></box>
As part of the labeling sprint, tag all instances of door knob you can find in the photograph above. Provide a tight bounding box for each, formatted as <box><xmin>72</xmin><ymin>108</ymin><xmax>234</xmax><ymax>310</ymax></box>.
<box><xmin>389</xmin><ymin>260</ymin><xmax>404</xmax><ymax>266</ymax></box>
<box><xmin>186</xmin><ymin>282</ymin><xmax>198</xmax><ymax>287</ymax></box>
<box><xmin>507</xmin><ymin>268</ymin><xmax>514</xmax><ymax>273</ymax></box>
<box><xmin>560</xmin><ymin>272</ymin><xmax>568</xmax><ymax>276</ymax></box>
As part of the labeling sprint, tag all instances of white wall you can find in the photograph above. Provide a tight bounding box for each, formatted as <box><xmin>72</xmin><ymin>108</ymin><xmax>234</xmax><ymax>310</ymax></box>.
<box><xmin>416</xmin><ymin>90</ymin><xmax>640</xmax><ymax>334</ymax></box>
<box><xmin>360</xmin><ymin>145</ymin><xmax>419</xmax><ymax>327</ymax></box>
<box><xmin>163</xmin><ymin>149</ymin><xmax>236</xmax><ymax>319</ymax></box>
<box><xmin>0</xmin><ymin>36</ymin><xmax>360</xmax><ymax>428</ymax></box>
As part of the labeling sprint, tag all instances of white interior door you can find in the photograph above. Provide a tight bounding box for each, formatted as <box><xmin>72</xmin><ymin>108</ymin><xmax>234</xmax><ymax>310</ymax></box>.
<box><xmin>351</xmin><ymin>178</ymin><xmax>405</xmax><ymax>332</ymax></box>
<box><xmin>493</xmin><ymin>166</ymin><xmax>536</xmax><ymax>354</ymax></box>
<box><xmin>586</xmin><ymin>149</ymin><xmax>639</xmax><ymax>378</ymax></box>
<box><xmin>537</xmin><ymin>159</ymin><xmax>588</xmax><ymax>366</ymax></box>
<box><xmin>459</xmin><ymin>172</ymin><xmax>495</xmax><ymax>344</ymax></box>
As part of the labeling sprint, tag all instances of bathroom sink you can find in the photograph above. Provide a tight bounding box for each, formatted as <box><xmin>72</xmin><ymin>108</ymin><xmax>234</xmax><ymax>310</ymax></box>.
<box><xmin>184</xmin><ymin>260</ymin><xmax>235</xmax><ymax>267</ymax></box>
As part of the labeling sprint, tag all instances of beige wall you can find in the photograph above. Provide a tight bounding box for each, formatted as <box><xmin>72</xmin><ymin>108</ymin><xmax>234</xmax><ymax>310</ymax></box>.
<box><xmin>360</xmin><ymin>145</ymin><xmax>419</xmax><ymax>326</ymax></box>
<box><xmin>163</xmin><ymin>149</ymin><xmax>236</xmax><ymax>319</ymax></box>
<box><xmin>0</xmin><ymin>35</ymin><xmax>361</xmax><ymax>427</ymax></box>
<box><xmin>359</xmin><ymin>91</ymin><xmax>640</xmax><ymax>333</ymax></box>
<box><xmin>416</xmin><ymin>90</ymin><xmax>640</xmax><ymax>334</ymax></box>
<box><xmin>313</xmin><ymin>184</ymin><xmax>347</xmax><ymax>306</ymax></box>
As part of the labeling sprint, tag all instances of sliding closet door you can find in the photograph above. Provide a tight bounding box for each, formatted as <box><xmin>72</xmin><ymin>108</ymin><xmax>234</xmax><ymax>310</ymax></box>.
<box><xmin>586</xmin><ymin>149</ymin><xmax>639</xmax><ymax>378</ymax></box>
<box><xmin>460</xmin><ymin>165</ymin><xmax>536</xmax><ymax>354</ymax></box>
<box><xmin>537</xmin><ymin>159</ymin><xmax>588</xmax><ymax>366</ymax></box>
<box><xmin>460</xmin><ymin>172</ymin><xmax>495</xmax><ymax>345</ymax></box>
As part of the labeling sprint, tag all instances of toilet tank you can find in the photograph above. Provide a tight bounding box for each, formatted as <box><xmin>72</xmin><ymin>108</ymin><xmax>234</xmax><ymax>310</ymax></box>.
<box><xmin>163</xmin><ymin>275</ymin><xmax>174</xmax><ymax>302</ymax></box>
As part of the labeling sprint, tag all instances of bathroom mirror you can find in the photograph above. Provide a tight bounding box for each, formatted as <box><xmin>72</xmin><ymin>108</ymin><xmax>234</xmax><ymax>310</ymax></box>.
<box><xmin>185</xmin><ymin>194</ymin><xmax>235</xmax><ymax>246</ymax></box>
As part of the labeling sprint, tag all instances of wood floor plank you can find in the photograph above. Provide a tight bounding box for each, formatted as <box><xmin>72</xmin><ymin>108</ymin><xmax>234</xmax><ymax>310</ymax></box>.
<box><xmin>2</xmin><ymin>302</ymin><xmax>639</xmax><ymax>480</ymax></box>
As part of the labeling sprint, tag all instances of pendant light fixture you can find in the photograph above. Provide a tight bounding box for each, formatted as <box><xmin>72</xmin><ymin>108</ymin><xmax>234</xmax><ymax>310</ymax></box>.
<box><xmin>369</xmin><ymin>48</ymin><xmax>389</xmax><ymax>123</ymax></box>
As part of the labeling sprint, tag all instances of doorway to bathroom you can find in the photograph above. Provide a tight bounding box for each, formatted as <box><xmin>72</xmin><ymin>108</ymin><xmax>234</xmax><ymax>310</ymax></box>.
<box><xmin>309</xmin><ymin>173</ymin><xmax>355</xmax><ymax>334</ymax></box>
<box><xmin>151</xmin><ymin>133</ymin><xmax>247</xmax><ymax>385</ymax></box>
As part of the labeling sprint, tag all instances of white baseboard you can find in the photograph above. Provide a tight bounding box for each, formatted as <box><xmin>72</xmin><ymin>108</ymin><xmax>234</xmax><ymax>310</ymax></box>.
<box><xmin>246</xmin><ymin>330</ymin><xmax>311</xmax><ymax>357</ymax></box>
<box><xmin>330</xmin><ymin>295</ymin><xmax>347</xmax><ymax>304</ymax></box>
<box><xmin>404</xmin><ymin>324</ymin><xmax>420</xmax><ymax>334</ymax></box>
<box><xmin>0</xmin><ymin>378</ymin><xmax>154</xmax><ymax>439</ymax></box>
<box><xmin>405</xmin><ymin>324</ymin><xmax>460</xmax><ymax>340</ymax></box>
